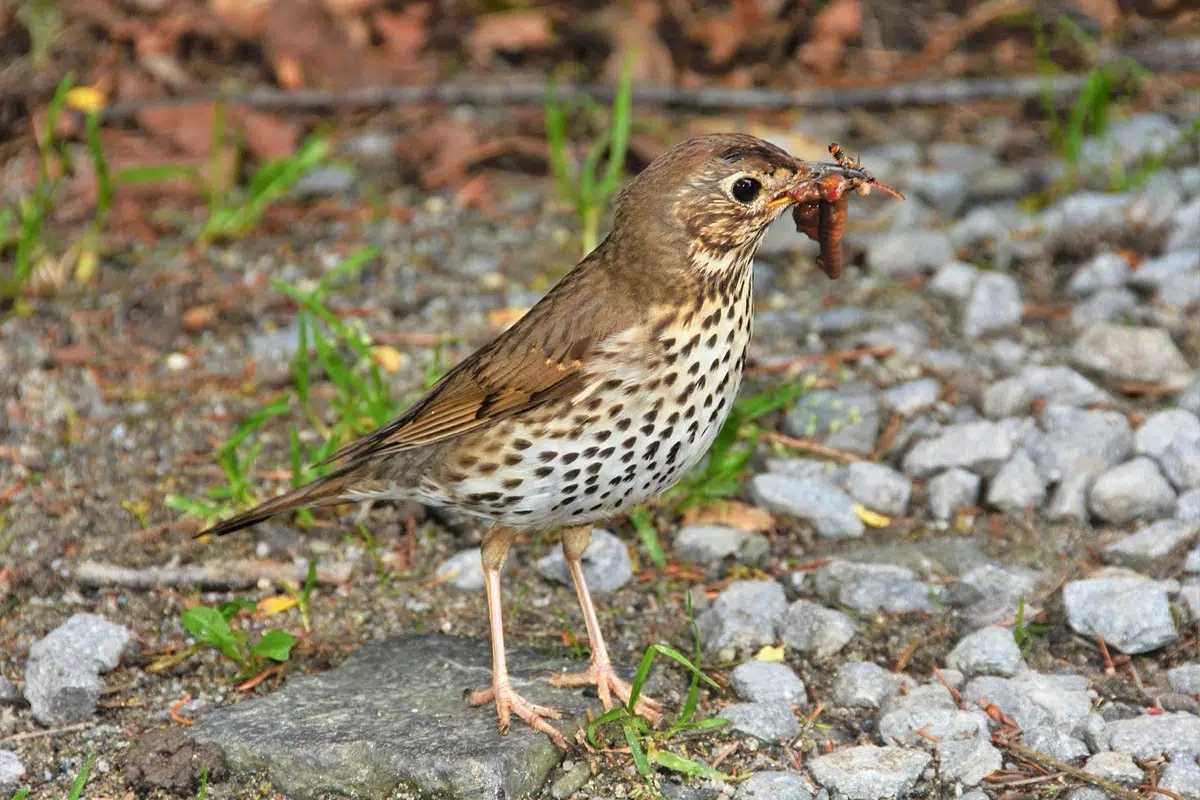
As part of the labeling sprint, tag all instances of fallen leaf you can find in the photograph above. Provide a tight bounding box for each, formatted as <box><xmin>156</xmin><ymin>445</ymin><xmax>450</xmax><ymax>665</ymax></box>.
<box><xmin>257</xmin><ymin>595</ymin><xmax>298</xmax><ymax>617</ymax></box>
<box><xmin>182</xmin><ymin>305</ymin><xmax>218</xmax><ymax>332</ymax></box>
<box><xmin>229</xmin><ymin>107</ymin><xmax>299</xmax><ymax>162</ymax></box>
<box><xmin>754</xmin><ymin>644</ymin><xmax>786</xmax><ymax>663</ymax></box>
<box><xmin>467</xmin><ymin>10</ymin><xmax>555</xmax><ymax>65</ymax></box>
<box><xmin>854</xmin><ymin>503</ymin><xmax>891</xmax><ymax>528</ymax></box>
<box><xmin>369</xmin><ymin>345</ymin><xmax>406</xmax><ymax>373</ymax></box>
<box><xmin>682</xmin><ymin>501</ymin><xmax>775</xmax><ymax>533</ymax></box>
<box><xmin>374</xmin><ymin>4</ymin><xmax>429</xmax><ymax>74</ymax></box>
<box><xmin>797</xmin><ymin>0</ymin><xmax>862</xmax><ymax>76</ymax></box>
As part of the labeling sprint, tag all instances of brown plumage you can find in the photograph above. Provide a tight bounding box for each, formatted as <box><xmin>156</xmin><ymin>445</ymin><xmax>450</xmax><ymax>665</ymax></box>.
<box><xmin>196</xmin><ymin>133</ymin><xmax>899</xmax><ymax>747</ymax></box>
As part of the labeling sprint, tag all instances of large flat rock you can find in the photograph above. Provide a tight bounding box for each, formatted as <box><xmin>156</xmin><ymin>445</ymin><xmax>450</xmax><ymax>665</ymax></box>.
<box><xmin>191</xmin><ymin>634</ymin><xmax>597</xmax><ymax>800</ymax></box>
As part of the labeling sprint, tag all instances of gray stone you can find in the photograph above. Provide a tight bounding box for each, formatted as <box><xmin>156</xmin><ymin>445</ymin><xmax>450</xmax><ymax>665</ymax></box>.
<box><xmin>884</xmin><ymin>379</ymin><xmax>940</xmax><ymax>417</ymax></box>
<box><xmin>831</xmin><ymin>662</ymin><xmax>906</xmax><ymax>709</ymax></box>
<box><xmin>190</xmin><ymin>634</ymin><xmax>591</xmax><ymax>800</ymax></box>
<box><xmin>1184</xmin><ymin>583</ymin><xmax>1200</xmax><ymax>621</ymax></box>
<box><xmin>1181</xmin><ymin>379</ymin><xmax>1200</xmax><ymax>419</ymax></box>
<box><xmin>1035</xmin><ymin>405</ymin><xmax>1133</xmax><ymax>483</ymax></box>
<box><xmin>0</xmin><ymin>675</ymin><xmax>15</xmax><ymax>703</ymax></box>
<box><xmin>24</xmin><ymin>613</ymin><xmax>132</xmax><ymax>726</ymax></box>
<box><xmin>808</xmin><ymin>745</ymin><xmax>931</xmax><ymax>800</ymax></box>
<box><xmin>1168</xmin><ymin>197</ymin><xmax>1200</xmax><ymax>252</ymax></box>
<box><xmin>987</xmin><ymin>449</ymin><xmax>1047</xmax><ymax>512</ymax></box>
<box><xmin>0</xmin><ymin>750</ymin><xmax>23</xmax><ymax>791</ymax></box>
<box><xmin>946</xmin><ymin>626</ymin><xmax>1023</xmax><ymax>677</ymax></box>
<box><xmin>435</xmin><ymin>548</ymin><xmax>488</xmax><ymax>591</ymax></box>
<box><xmin>1089</xmin><ymin>458</ymin><xmax>1177</xmax><ymax>524</ymax></box>
<box><xmin>982</xmin><ymin>378</ymin><xmax>1034</xmax><ymax>418</ymax></box>
<box><xmin>730</xmin><ymin>661</ymin><xmax>807</xmax><ymax>706</ymax></box>
<box><xmin>1137</xmin><ymin>410</ymin><xmax>1200</xmax><ymax>460</ymax></box>
<box><xmin>928</xmin><ymin>261</ymin><xmax>978</xmax><ymax>300</ymax></box>
<box><xmin>536</xmin><ymin>529</ymin><xmax>631</xmax><ymax>593</ymax></box>
<box><xmin>785</xmin><ymin>383</ymin><xmax>881</xmax><ymax>456</ymax></box>
<box><xmin>1067</xmin><ymin>252</ymin><xmax>1132</xmax><ymax>296</ymax></box>
<box><xmin>697</xmin><ymin>580</ymin><xmax>788</xmax><ymax>654</ymax></box>
<box><xmin>907</xmin><ymin>170</ymin><xmax>969</xmax><ymax>217</ymax></box>
<box><xmin>928</xmin><ymin>468</ymin><xmax>982</xmax><ymax>519</ymax></box>
<box><xmin>963</xmin><ymin>272</ymin><xmax>1024</xmax><ymax>339</ymax></box>
<box><xmin>1158</xmin><ymin>272</ymin><xmax>1200</xmax><ymax>308</ymax></box>
<box><xmin>1042</xmin><ymin>192</ymin><xmax>1131</xmax><ymax>235</ymax></box>
<box><xmin>1020</xmin><ymin>366</ymin><xmax>1112</xmax><ymax>407</ymax></box>
<box><xmin>1163</xmin><ymin>439</ymin><xmax>1200</xmax><ymax>491</ymax></box>
<box><xmin>810</xmin><ymin>306</ymin><xmax>870</xmax><ymax>334</ymax></box>
<box><xmin>949</xmin><ymin>205</ymin><xmax>1028</xmax><ymax>249</ymax></box>
<box><xmin>1079</xmin><ymin>113</ymin><xmax>1181</xmax><ymax>173</ymax></box>
<box><xmin>1106</xmin><ymin>712</ymin><xmax>1200</xmax><ymax>757</ymax></box>
<box><xmin>764</xmin><ymin>457</ymin><xmax>845</xmax><ymax>482</ymax></box>
<box><xmin>1066</xmin><ymin>789</ymin><xmax>1110</xmax><ymax>800</ymax></box>
<box><xmin>1083</xmin><ymin>752</ymin><xmax>1143</xmax><ymax>785</ymax></box>
<box><xmin>778</xmin><ymin>600</ymin><xmax>856</xmax><ymax>658</ymax></box>
<box><xmin>1160</xmin><ymin>756</ymin><xmax>1200</xmax><ymax>798</ymax></box>
<box><xmin>1072</xmin><ymin>324</ymin><xmax>1193</xmax><ymax>386</ymax></box>
<box><xmin>1188</xmin><ymin>545</ymin><xmax>1200</xmax><ymax>573</ymax></box>
<box><xmin>929</xmin><ymin>142</ymin><xmax>998</xmax><ymax>173</ymax></box>
<box><xmin>1063</xmin><ymin>575</ymin><xmax>1178</xmax><ymax>654</ymax></box>
<box><xmin>937</xmin><ymin>736</ymin><xmax>1002</xmax><ymax>787</ymax></box>
<box><xmin>1071</xmin><ymin>288</ymin><xmax>1137</xmax><ymax>330</ymax></box>
<box><xmin>675</xmin><ymin>525</ymin><xmax>746</xmax><ymax>564</ymax></box>
<box><xmin>292</xmin><ymin>165</ymin><xmax>357</xmax><ymax>197</ymax></box>
<box><xmin>963</xmin><ymin>672</ymin><xmax>1092</xmax><ymax>734</ymax></box>
<box><xmin>878</xmin><ymin>698</ymin><xmax>988</xmax><ymax>749</ymax></box>
<box><xmin>248</xmin><ymin>322</ymin><xmax>301</xmax><ymax>364</ymax></box>
<box><xmin>866</xmin><ymin>231</ymin><xmax>954</xmax><ymax>277</ymax></box>
<box><xmin>749</xmin><ymin>475</ymin><xmax>863</xmax><ymax>540</ymax></box>
<box><xmin>1126</xmin><ymin>251</ymin><xmax>1200</xmax><ymax>290</ymax></box>
<box><xmin>1022</xmin><ymin>727</ymin><xmax>1090</xmax><ymax>762</ymax></box>
<box><xmin>1168</xmin><ymin>664</ymin><xmax>1200</xmax><ymax>696</ymax></box>
<box><xmin>550</xmin><ymin>762</ymin><xmax>592</xmax><ymax>799</ymax></box>
<box><xmin>843</xmin><ymin>462</ymin><xmax>911</xmax><ymax>516</ymax></box>
<box><xmin>902</xmin><ymin>421</ymin><xmax>1014</xmax><ymax>478</ymax></box>
<box><xmin>1128</xmin><ymin>173</ymin><xmax>1187</xmax><ymax>230</ymax></box>
<box><xmin>719</xmin><ymin>702</ymin><xmax>801</xmax><ymax>741</ymax></box>
<box><xmin>735</xmin><ymin>770</ymin><xmax>812</xmax><ymax>799</ymax></box>
<box><xmin>1180</xmin><ymin>490</ymin><xmax>1200</xmax><ymax>522</ymax></box>
<box><xmin>957</xmin><ymin>564</ymin><xmax>1042</xmax><ymax>628</ymax></box>
<box><xmin>814</xmin><ymin>561</ymin><xmax>938</xmax><ymax>614</ymax></box>
<box><xmin>1103</xmin><ymin>521</ymin><xmax>1200</xmax><ymax>571</ymax></box>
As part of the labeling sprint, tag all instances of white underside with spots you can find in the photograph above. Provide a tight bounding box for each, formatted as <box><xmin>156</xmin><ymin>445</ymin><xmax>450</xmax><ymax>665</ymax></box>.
<box><xmin>345</xmin><ymin>250</ymin><xmax>758</xmax><ymax>530</ymax></box>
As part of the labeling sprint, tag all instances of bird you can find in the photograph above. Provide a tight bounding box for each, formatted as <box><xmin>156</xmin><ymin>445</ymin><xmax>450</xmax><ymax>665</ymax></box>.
<box><xmin>196</xmin><ymin>133</ymin><xmax>892</xmax><ymax>748</ymax></box>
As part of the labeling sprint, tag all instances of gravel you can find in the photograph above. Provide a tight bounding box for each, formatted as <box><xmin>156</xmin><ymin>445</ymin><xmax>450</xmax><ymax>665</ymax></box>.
<box><xmin>1082</xmin><ymin>752</ymin><xmax>1144</xmax><ymax>786</ymax></box>
<box><xmin>434</xmin><ymin>548</ymin><xmax>488</xmax><ymax>591</ymax></box>
<box><xmin>697</xmin><ymin>580</ymin><xmax>788</xmax><ymax>654</ymax></box>
<box><xmin>749</xmin><ymin>474</ymin><xmax>864</xmax><ymax>539</ymax></box>
<box><xmin>777</xmin><ymin>599</ymin><xmax>857</xmax><ymax>658</ymax></box>
<box><xmin>945</xmin><ymin>626</ymin><xmax>1023</xmax><ymax>677</ymax></box>
<box><xmin>535</xmin><ymin>529</ymin><xmax>632</xmax><ymax>593</ymax></box>
<box><xmin>936</xmin><ymin>736</ymin><xmax>1002</xmax><ymax>787</ymax></box>
<box><xmin>962</xmin><ymin>272</ymin><xmax>1023</xmax><ymax>338</ymax></box>
<box><xmin>784</xmin><ymin>383</ymin><xmax>881</xmax><ymax>456</ymax></box>
<box><xmin>927</xmin><ymin>468</ymin><xmax>982</xmax><ymax>519</ymax></box>
<box><xmin>1102</xmin><ymin>521</ymin><xmax>1200</xmax><ymax>571</ymax></box>
<box><xmin>865</xmin><ymin>231</ymin><xmax>954</xmax><ymax>277</ymax></box>
<box><xmin>1160</xmin><ymin>757</ymin><xmax>1200</xmax><ymax>798</ymax></box>
<box><xmin>1135</xmin><ymin>410</ymin><xmax>1200</xmax><ymax>460</ymax></box>
<box><xmin>1072</xmin><ymin>323</ymin><xmax>1193</xmax><ymax>386</ymax></box>
<box><xmin>718</xmin><ymin>702</ymin><xmax>801</xmax><ymax>741</ymax></box>
<box><xmin>674</xmin><ymin>525</ymin><xmax>747</xmax><ymax>563</ymax></box>
<box><xmin>1088</xmin><ymin>458</ymin><xmax>1177</xmax><ymax>524</ymax></box>
<box><xmin>730</xmin><ymin>661</ymin><xmax>807</xmax><ymax>706</ymax></box>
<box><xmin>842</xmin><ymin>462</ymin><xmax>911</xmax><ymax>516</ymax></box>
<box><xmin>807</xmin><ymin>745</ymin><xmax>931</xmax><ymax>799</ymax></box>
<box><xmin>1063</xmin><ymin>575</ymin><xmax>1179</xmax><ymax>654</ymax></box>
<box><xmin>883</xmin><ymin>379</ymin><xmax>940</xmax><ymax>416</ymax></box>
<box><xmin>24</xmin><ymin>613</ymin><xmax>132</xmax><ymax>727</ymax></box>
<box><xmin>902</xmin><ymin>420</ymin><xmax>1013</xmax><ymax>478</ymax></box>
<box><xmin>928</xmin><ymin>261</ymin><xmax>978</xmax><ymax>300</ymax></box>
<box><xmin>1167</xmin><ymin>664</ymin><xmax>1200</xmax><ymax>696</ymax></box>
<box><xmin>831</xmin><ymin>662</ymin><xmax>907</xmax><ymax>709</ymax></box>
<box><xmin>735</xmin><ymin>770</ymin><xmax>812</xmax><ymax>800</ymax></box>
<box><xmin>963</xmin><ymin>672</ymin><xmax>1092</xmax><ymax>734</ymax></box>
<box><xmin>986</xmin><ymin>449</ymin><xmax>1047</xmax><ymax>512</ymax></box>
<box><xmin>0</xmin><ymin>751</ymin><xmax>24</xmax><ymax>793</ymax></box>
<box><xmin>1105</xmin><ymin>712</ymin><xmax>1200</xmax><ymax>758</ymax></box>
<box><xmin>1066</xmin><ymin>252</ymin><xmax>1131</xmax><ymax>296</ymax></box>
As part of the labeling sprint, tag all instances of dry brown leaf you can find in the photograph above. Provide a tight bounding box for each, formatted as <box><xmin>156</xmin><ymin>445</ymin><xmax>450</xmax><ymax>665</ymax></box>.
<box><xmin>230</xmin><ymin>107</ymin><xmax>300</xmax><ymax>162</ymax></box>
<box><xmin>797</xmin><ymin>0</ymin><xmax>862</xmax><ymax>76</ymax></box>
<box><xmin>466</xmin><ymin>10</ymin><xmax>555</xmax><ymax>65</ymax></box>
<box><xmin>374</xmin><ymin>3</ymin><xmax>431</xmax><ymax>77</ymax></box>
<box><xmin>265</xmin><ymin>0</ymin><xmax>370</xmax><ymax>89</ymax></box>
<box><xmin>682</xmin><ymin>501</ymin><xmax>776</xmax><ymax>533</ymax></box>
<box><xmin>138</xmin><ymin>104</ymin><xmax>218</xmax><ymax>157</ymax></box>
<box><xmin>597</xmin><ymin>0</ymin><xmax>675</xmax><ymax>86</ymax></box>
<box><xmin>210</xmin><ymin>0</ymin><xmax>272</xmax><ymax>37</ymax></box>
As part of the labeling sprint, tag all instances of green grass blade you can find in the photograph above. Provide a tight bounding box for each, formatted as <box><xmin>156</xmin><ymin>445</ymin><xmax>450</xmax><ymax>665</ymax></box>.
<box><xmin>84</xmin><ymin>111</ymin><xmax>112</xmax><ymax>228</ymax></box>
<box><xmin>115</xmin><ymin>164</ymin><xmax>201</xmax><ymax>185</ymax></box>
<box><xmin>218</xmin><ymin>394</ymin><xmax>291</xmax><ymax>456</ymax></box>
<box><xmin>600</xmin><ymin>53</ymin><xmax>634</xmax><ymax>195</ymax></box>
<box><xmin>630</xmin><ymin>507</ymin><xmax>665</xmax><ymax>569</ymax></box>
<box><xmin>66</xmin><ymin>753</ymin><xmax>94</xmax><ymax>800</ymax></box>
<box><xmin>624</xmin><ymin>724</ymin><xmax>652</xmax><ymax>776</ymax></box>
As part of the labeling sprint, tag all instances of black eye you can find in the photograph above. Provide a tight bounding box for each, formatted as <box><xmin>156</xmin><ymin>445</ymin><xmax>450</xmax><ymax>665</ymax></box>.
<box><xmin>732</xmin><ymin>177</ymin><xmax>761</xmax><ymax>203</ymax></box>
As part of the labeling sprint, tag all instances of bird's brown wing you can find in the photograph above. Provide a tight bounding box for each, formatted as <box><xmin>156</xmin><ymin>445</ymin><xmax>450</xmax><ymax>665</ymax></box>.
<box><xmin>323</xmin><ymin>257</ymin><xmax>635</xmax><ymax>465</ymax></box>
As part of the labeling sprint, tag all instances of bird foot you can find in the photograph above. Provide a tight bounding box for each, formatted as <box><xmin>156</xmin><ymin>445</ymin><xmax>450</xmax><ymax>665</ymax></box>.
<box><xmin>550</xmin><ymin>660</ymin><xmax>664</xmax><ymax>723</ymax></box>
<box><xmin>466</xmin><ymin>680</ymin><xmax>567</xmax><ymax>749</ymax></box>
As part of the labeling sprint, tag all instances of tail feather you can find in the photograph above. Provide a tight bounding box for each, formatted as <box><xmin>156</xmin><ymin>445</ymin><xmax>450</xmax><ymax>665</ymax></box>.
<box><xmin>197</xmin><ymin>469</ymin><xmax>351</xmax><ymax>538</ymax></box>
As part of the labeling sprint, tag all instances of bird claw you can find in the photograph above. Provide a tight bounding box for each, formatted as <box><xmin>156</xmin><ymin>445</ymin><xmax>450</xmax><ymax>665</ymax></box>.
<box><xmin>551</xmin><ymin>660</ymin><xmax>663</xmax><ymax>724</ymax></box>
<box><xmin>467</xmin><ymin>681</ymin><xmax>567</xmax><ymax>748</ymax></box>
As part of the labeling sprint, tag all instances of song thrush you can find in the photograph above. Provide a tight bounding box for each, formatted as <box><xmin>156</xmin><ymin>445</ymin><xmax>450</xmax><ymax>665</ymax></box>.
<box><xmin>198</xmin><ymin>133</ymin><xmax>894</xmax><ymax>748</ymax></box>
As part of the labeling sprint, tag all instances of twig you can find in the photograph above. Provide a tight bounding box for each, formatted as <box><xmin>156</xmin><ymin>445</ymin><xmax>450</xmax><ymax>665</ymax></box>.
<box><xmin>169</xmin><ymin>693</ymin><xmax>195</xmax><ymax>726</ymax></box>
<box><xmin>746</xmin><ymin>346</ymin><xmax>895</xmax><ymax>376</ymax></box>
<box><xmin>762</xmin><ymin>431</ymin><xmax>864</xmax><ymax>462</ymax></box>
<box><xmin>0</xmin><ymin>721</ymin><xmax>97</xmax><ymax>744</ymax></box>
<box><xmin>1098</xmin><ymin>634</ymin><xmax>1116</xmax><ymax>675</ymax></box>
<box><xmin>994</xmin><ymin>737</ymin><xmax>1146</xmax><ymax>800</ymax></box>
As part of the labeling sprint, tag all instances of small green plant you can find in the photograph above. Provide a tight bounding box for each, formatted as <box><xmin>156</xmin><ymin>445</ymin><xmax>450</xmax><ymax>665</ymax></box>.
<box><xmin>285</xmin><ymin>558</ymin><xmax>319</xmax><ymax>633</ymax></box>
<box><xmin>671</xmin><ymin>378</ymin><xmax>812</xmax><ymax>509</ymax></box>
<box><xmin>1012</xmin><ymin>596</ymin><xmax>1048</xmax><ymax>658</ymax></box>
<box><xmin>629</xmin><ymin>507</ymin><xmax>666</xmax><ymax>569</ymax></box>
<box><xmin>16</xmin><ymin>0</ymin><xmax>61</xmax><ymax>68</ymax></box>
<box><xmin>545</xmin><ymin>57</ymin><xmax>634</xmax><ymax>256</ymax></box>
<box><xmin>201</xmin><ymin>124</ymin><xmax>331</xmax><ymax>242</ymax></box>
<box><xmin>180</xmin><ymin>599</ymin><xmax>296</xmax><ymax>677</ymax></box>
<box><xmin>585</xmin><ymin>595</ymin><xmax>730</xmax><ymax>794</ymax></box>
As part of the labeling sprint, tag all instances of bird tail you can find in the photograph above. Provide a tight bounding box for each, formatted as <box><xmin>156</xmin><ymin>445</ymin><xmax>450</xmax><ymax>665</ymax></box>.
<box><xmin>196</xmin><ymin>467</ymin><xmax>353</xmax><ymax>538</ymax></box>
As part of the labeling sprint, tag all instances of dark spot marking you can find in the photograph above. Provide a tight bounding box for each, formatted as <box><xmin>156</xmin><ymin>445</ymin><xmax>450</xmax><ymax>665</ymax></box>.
<box><xmin>503</xmin><ymin>453</ymin><xmax>523</xmax><ymax>466</ymax></box>
<box><xmin>563</xmin><ymin>468</ymin><xmax>581</xmax><ymax>480</ymax></box>
<box><xmin>502</xmin><ymin>478</ymin><xmax>523</xmax><ymax>489</ymax></box>
<box><xmin>535</xmin><ymin>466</ymin><xmax>554</xmax><ymax>478</ymax></box>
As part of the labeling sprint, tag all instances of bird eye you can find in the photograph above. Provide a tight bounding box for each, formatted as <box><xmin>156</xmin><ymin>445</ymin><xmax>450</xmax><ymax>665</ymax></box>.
<box><xmin>732</xmin><ymin>177</ymin><xmax>761</xmax><ymax>204</ymax></box>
